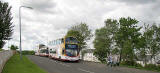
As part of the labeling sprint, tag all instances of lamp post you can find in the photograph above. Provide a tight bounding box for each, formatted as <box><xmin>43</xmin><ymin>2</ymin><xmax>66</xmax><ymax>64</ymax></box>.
<box><xmin>19</xmin><ymin>6</ymin><xmax>33</xmax><ymax>60</ymax></box>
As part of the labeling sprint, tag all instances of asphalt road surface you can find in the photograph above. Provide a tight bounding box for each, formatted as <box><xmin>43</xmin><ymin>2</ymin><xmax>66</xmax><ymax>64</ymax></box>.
<box><xmin>27</xmin><ymin>55</ymin><xmax>158</xmax><ymax>73</ymax></box>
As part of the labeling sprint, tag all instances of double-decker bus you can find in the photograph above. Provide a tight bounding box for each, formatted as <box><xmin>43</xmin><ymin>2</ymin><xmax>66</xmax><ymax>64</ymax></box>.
<box><xmin>39</xmin><ymin>49</ymin><xmax>49</xmax><ymax>57</ymax></box>
<box><xmin>35</xmin><ymin>44</ymin><xmax>49</xmax><ymax>57</ymax></box>
<box><xmin>48</xmin><ymin>36</ymin><xmax>79</xmax><ymax>61</ymax></box>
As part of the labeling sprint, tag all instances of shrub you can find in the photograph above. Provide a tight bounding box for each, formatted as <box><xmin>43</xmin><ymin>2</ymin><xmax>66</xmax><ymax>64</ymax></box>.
<box><xmin>120</xmin><ymin>61</ymin><xmax>160</xmax><ymax>72</ymax></box>
<box><xmin>17</xmin><ymin>50</ymin><xmax>35</xmax><ymax>55</ymax></box>
<box><xmin>23</xmin><ymin>51</ymin><xmax>35</xmax><ymax>55</ymax></box>
<box><xmin>134</xmin><ymin>63</ymin><xmax>143</xmax><ymax>68</ymax></box>
<box><xmin>10</xmin><ymin>45</ymin><xmax>18</xmax><ymax>50</ymax></box>
<box><xmin>120</xmin><ymin>61</ymin><xmax>142</xmax><ymax>68</ymax></box>
<box><xmin>0</xmin><ymin>48</ymin><xmax>4</xmax><ymax>51</ymax></box>
<box><xmin>120</xmin><ymin>61</ymin><xmax>134</xmax><ymax>66</ymax></box>
<box><xmin>157</xmin><ymin>65</ymin><xmax>160</xmax><ymax>71</ymax></box>
<box><xmin>145</xmin><ymin>64</ymin><xmax>160</xmax><ymax>71</ymax></box>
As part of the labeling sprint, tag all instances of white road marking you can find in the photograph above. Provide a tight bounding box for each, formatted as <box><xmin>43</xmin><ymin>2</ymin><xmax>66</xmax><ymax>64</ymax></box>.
<box><xmin>53</xmin><ymin>61</ymin><xmax>58</xmax><ymax>63</ymax></box>
<box><xmin>59</xmin><ymin>63</ymin><xmax>71</xmax><ymax>67</ymax></box>
<box><xmin>52</xmin><ymin>60</ymin><xmax>71</xmax><ymax>67</ymax></box>
<box><xmin>78</xmin><ymin>68</ymin><xmax>95</xmax><ymax>73</ymax></box>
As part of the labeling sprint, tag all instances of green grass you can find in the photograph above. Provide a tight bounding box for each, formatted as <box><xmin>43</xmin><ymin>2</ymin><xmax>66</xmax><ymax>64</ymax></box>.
<box><xmin>2</xmin><ymin>54</ymin><xmax>48</xmax><ymax>73</ymax></box>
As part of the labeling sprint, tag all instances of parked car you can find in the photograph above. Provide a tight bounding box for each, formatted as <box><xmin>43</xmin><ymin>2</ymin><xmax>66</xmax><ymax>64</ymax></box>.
<box><xmin>157</xmin><ymin>60</ymin><xmax>160</xmax><ymax>64</ymax></box>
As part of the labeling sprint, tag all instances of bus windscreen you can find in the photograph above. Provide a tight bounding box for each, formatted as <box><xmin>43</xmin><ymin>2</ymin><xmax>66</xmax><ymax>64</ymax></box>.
<box><xmin>65</xmin><ymin>44</ymin><xmax>78</xmax><ymax>49</ymax></box>
<box><xmin>65</xmin><ymin>37</ymin><xmax>78</xmax><ymax>44</ymax></box>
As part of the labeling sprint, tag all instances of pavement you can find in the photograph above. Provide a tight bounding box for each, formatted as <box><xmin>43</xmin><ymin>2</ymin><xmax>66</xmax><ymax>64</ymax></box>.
<box><xmin>27</xmin><ymin>55</ymin><xmax>159</xmax><ymax>73</ymax></box>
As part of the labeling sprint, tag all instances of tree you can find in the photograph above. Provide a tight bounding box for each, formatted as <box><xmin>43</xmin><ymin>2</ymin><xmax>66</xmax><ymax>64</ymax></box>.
<box><xmin>93</xmin><ymin>19</ymin><xmax>118</xmax><ymax>62</ymax></box>
<box><xmin>137</xmin><ymin>24</ymin><xmax>160</xmax><ymax>65</ymax></box>
<box><xmin>66</xmin><ymin>23</ymin><xmax>92</xmax><ymax>50</ymax></box>
<box><xmin>136</xmin><ymin>34</ymin><xmax>148</xmax><ymax>64</ymax></box>
<box><xmin>94</xmin><ymin>17</ymin><xmax>142</xmax><ymax>64</ymax></box>
<box><xmin>146</xmin><ymin>24</ymin><xmax>160</xmax><ymax>64</ymax></box>
<box><xmin>0</xmin><ymin>1</ymin><xmax>13</xmax><ymax>48</ymax></box>
<box><xmin>66</xmin><ymin>30</ymin><xmax>84</xmax><ymax>50</ymax></box>
<box><xmin>10</xmin><ymin>45</ymin><xmax>18</xmax><ymax>50</ymax></box>
<box><xmin>153</xmin><ymin>25</ymin><xmax>160</xmax><ymax>58</ymax></box>
<box><xmin>93</xmin><ymin>27</ymin><xmax>111</xmax><ymax>62</ymax></box>
<box><xmin>115</xmin><ymin>17</ymin><xmax>142</xmax><ymax>63</ymax></box>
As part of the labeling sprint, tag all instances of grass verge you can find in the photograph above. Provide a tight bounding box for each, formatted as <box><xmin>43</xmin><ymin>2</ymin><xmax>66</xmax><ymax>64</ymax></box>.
<box><xmin>2</xmin><ymin>54</ymin><xmax>48</xmax><ymax>73</ymax></box>
<box><xmin>120</xmin><ymin>62</ymin><xmax>160</xmax><ymax>72</ymax></box>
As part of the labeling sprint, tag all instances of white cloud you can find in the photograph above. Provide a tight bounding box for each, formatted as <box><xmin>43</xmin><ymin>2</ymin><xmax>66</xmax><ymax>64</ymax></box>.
<box><xmin>2</xmin><ymin>0</ymin><xmax>160</xmax><ymax>50</ymax></box>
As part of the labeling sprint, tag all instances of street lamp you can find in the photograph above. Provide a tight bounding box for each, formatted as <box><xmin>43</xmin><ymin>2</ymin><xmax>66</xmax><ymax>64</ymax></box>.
<box><xmin>19</xmin><ymin>6</ymin><xmax>33</xmax><ymax>60</ymax></box>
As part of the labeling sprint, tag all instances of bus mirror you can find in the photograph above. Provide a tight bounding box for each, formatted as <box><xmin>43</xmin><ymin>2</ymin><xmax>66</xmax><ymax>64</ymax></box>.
<box><xmin>62</xmin><ymin>50</ymin><xmax>65</xmax><ymax>54</ymax></box>
<box><xmin>61</xmin><ymin>38</ymin><xmax>64</xmax><ymax>42</ymax></box>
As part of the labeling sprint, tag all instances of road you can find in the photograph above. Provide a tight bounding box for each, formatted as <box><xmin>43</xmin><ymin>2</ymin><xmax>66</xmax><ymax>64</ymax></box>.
<box><xmin>27</xmin><ymin>55</ymin><xmax>158</xmax><ymax>73</ymax></box>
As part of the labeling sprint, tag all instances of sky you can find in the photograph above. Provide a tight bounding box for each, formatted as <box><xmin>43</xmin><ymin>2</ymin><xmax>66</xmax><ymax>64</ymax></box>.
<box><xmin>1</xmin><ymin>0</ymin><xmax>160</xmax><ymax>50</ymax></box>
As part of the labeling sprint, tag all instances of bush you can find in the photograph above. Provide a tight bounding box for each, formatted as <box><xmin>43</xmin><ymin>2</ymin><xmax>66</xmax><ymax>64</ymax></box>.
<box><xmin>145</xmin><ymin>64</ymin><xmax>160</xmax><ymax>71</ymax></box>
<box><xmin>23</xmin><ymin>51</ymin><xmax>35</xmax><ymax>55</ymax></box>
<box><xmin>157</xmin><ymin>65</ymin><xmax>160</xmax><ymax>71</ymax></box>
<box><xmin>120</xmin><ymin>61</ymin><xmax>134</xmax><ymax>66</ymax></box>
<box><xmin>120</xmin><ymin>61</ymin><xmax>142</xmax><ymax>68</ymax></box>
<box><xmin>17</xmin><ymin>50</ymin><xmax>35</xmax><ymax>55</ymax></box>
<box><xmin>120</xmin><ymin>61</ymin><xmax>160</xmax><ymax>72</ymax></box>
<box><xmin>0</xmin><ymin>49</ymin><xmax>3</xmax><ymax>51</ymax></box>
<box><xmin>134</xmin><ymin>63</ymin><xmax>143</xmax><ymax>68</ymax></box>
<box><xmin>10</xmin><ymin>45</ymin><xmax>18</xmax><ymax>50</ymax></box>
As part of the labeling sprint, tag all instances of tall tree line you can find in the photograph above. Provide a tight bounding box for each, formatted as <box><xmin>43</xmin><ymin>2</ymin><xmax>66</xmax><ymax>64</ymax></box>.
<box><xmin>93</xmin><ymin>17</ymin><xmax>160</xmax><ymax>65</ymax></box>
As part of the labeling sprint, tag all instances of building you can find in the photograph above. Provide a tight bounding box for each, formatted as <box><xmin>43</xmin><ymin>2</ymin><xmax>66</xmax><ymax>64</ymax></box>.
<box><xmin>82</xmin><ymin>49</ymin><xmax>100</xmax><ymax>62</ymax></box>
<box><xmin>136</xmin><ymin>54</ymin><xmax>160</xmax><ymax>66</ymax></box>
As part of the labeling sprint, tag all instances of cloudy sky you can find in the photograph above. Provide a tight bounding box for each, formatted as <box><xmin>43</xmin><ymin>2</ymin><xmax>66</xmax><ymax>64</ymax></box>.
<box><xmin>1</xmin><ymin>0</ymin><xmax>160</xmax><ymax>50</ymax></box>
